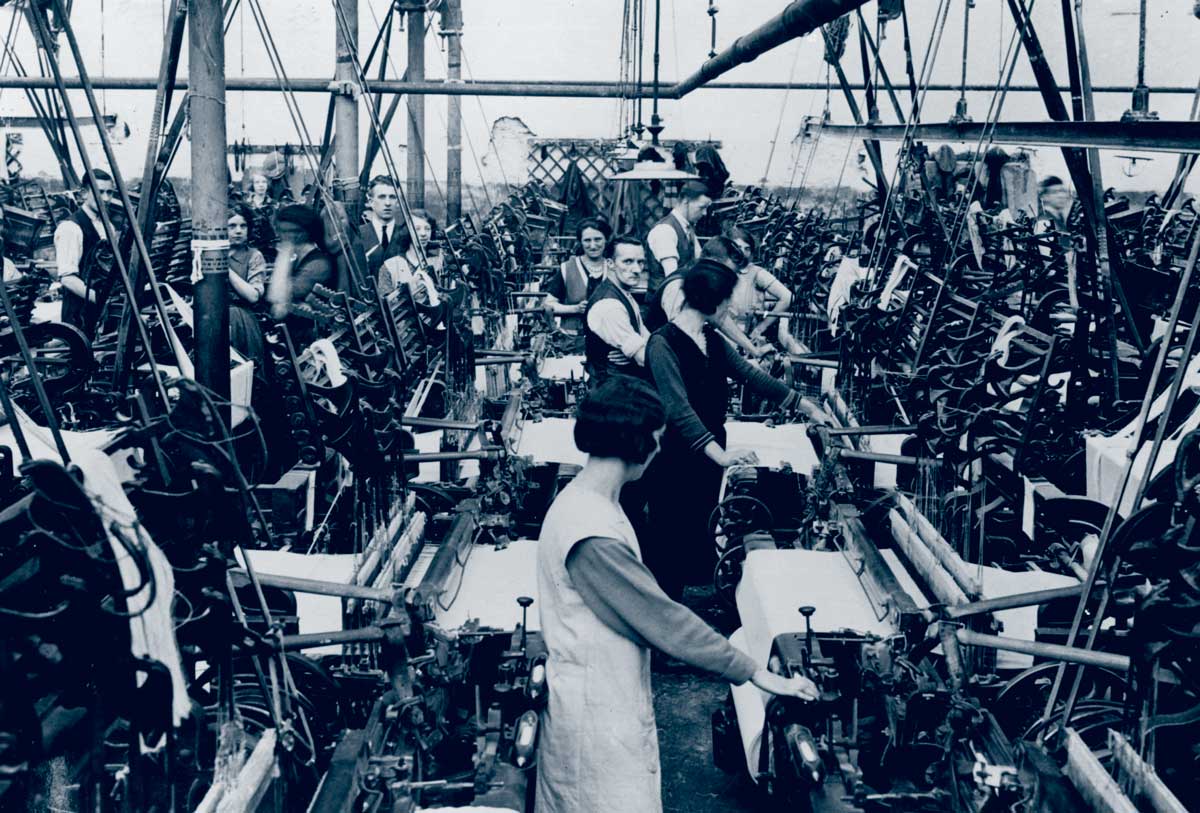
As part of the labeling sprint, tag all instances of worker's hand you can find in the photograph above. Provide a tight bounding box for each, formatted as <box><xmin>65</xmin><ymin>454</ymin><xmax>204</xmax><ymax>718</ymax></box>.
<box><xmin>751</xmin><ymin>342</ymin><xmax>776</xmax><ymax>359</ymax></box>
<box><xmin>751</xmin><ymin>669</ymin><xmax>819</xmax><ymax>701</ymax></box>
<box><xmin>573</xmin><ymin>302</ymin><xmax>588</xmax><ymax>315</ymax></box>
<box><xmin>793</xmin><ymin>396</ymin><xmax>832</xmax><ymax>425</ymax></box>
<box><xmin>718</xmin><ymin>448</ymin><xmax>759</xmax><ymax>467</ymax></box>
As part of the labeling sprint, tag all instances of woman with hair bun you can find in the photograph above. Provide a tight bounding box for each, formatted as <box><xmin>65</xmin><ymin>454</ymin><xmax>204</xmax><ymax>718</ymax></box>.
<box><xmin>535</xmin><ymin>376</ymin><xmax>817</xmax><ymax>813</ymax></box>
<box><xmin>642</xmin><ymin>259</ymin><xmax>826</xmax><ymax>601</ymax></box>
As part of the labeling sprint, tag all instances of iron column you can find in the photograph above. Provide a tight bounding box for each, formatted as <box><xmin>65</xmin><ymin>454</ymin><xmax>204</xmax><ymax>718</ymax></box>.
<box><xmin>190</xmin><ymin>0</ymin><xmax>230</xmax><ymax>401</ymax></box>
<box><xmin>335</xmin><ymin>0</ymin><xmax>361</xmax><ymax>218</ymax></box>
<box><xmin>443</xmin><ymin>0</ymin><xmax>463</xmax><ymax>220</ymax></box>
<box><xmin>407</xmin><ymin>5</ymin><xmax>426</xmax><ymax>206</ymax></box>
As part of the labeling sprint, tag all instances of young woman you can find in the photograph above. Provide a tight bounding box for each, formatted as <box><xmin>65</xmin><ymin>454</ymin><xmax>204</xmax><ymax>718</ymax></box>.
<box><xmin>226</xmin><ymin>204</ymin><xmax>266</xmax><ymax>369</ymax></box>
<box><xmin>726</xmin><ymin>227</ymin><xmax>806</xmax><ymax>355</ymax></box>
<box><xmin>643</xmin><ymin>259</ymin><xmax>825</xmax><ymax>600</ymax></box>
<box><xmin>266</xmin><ymin>204</ymin><xmax>335</xmax><ymax>344</ymax></box>
<box><xmin>244</xmin><ymin>171</ymin><xmax>278</xmax><ymax>261</ymax></box>
<box><xmin>543</xmin><ymin>217</ymin><xmax>613</xmax><ymax>333</ymax></box>
<box><xmin>535</xmin><ymin>377</ymin><xmax>817</xmax><ymax>813</ymax></box>
<box><xmin>377</xmin><ymin>209</ymin><xmax>443</xmax><ymax>308</ymax></box>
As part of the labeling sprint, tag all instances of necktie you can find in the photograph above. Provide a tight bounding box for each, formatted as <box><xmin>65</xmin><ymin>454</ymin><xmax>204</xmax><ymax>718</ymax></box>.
<box><xmin>380</xmin><ymin>224</ymin><xmax>390</xmax><ymax>252</ymax></box>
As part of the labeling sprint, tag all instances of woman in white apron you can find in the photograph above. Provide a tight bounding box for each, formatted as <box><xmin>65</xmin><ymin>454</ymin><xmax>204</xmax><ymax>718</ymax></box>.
<box><xmin>535</xmin><ymin>378</ymin><xmax>817</xmax><ymax>813</ymax></box>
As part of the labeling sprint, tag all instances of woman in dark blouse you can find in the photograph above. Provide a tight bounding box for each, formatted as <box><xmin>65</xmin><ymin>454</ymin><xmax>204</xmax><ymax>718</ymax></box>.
<box><xmin>266</xmin><ymin>204</ymin><xmax>335</xmax><ymax>345</ymax></box>
<box><xmin>643</xmin><ymin>259</ymin><xmax>825</xmax><ymax>600</ymax></box>
<box><xmin>226</xmin><ymin>204</ymin><xmax>266</xmax><ymax>370</ymax></box>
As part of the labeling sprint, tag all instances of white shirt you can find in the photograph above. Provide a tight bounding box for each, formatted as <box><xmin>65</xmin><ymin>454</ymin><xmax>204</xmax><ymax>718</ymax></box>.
<box><xmin>366</xmin><ymin>214</ymin><xmax>395</xmax><ymax>247</ymax></box>
<box><xmin>586</xmin><ymin>284</ymin><xmax>649</xmax><ymax>364</ymax></box>
<box><xmin>54</xmin><ymin>208</ymin><xmax>105</xmax><ymax>280</ymax></box>
<box><xmin>659</xmin><ymin>274</ymin><xmax>686</xmax><ymax>322</ymax></box>
<box><xmin>646</xmin><ymin>209</ymin><xmax>699</xmax><ymax>271</ymax></box>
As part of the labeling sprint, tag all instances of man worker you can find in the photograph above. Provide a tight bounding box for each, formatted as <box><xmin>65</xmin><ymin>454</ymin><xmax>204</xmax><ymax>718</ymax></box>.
<box><xmin>644</xmin><ymin>180</ymin><xmax>710</xmax><ymax>296</ymax></box>
<box><xmin>584</xmin><ymin>234</ymin><xmax>650</xmax><ymax>383</ymax></box>
<box><xmin>359</xmin><ymin>175</ymin><xmax>403</xmax><ymax>280</ymax></box>
<box><xmin>55</xmin><ymin>169</ymin><xmax>115</xmax><ymax>336</ymax></box>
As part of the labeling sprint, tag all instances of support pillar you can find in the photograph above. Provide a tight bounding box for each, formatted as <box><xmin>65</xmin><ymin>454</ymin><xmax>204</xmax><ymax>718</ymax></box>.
<box><xmin>335</xmin><ymin>0</ymin><xmax>360</xmax><ymax>219</ymax></box>
<box><xmin>443</xmin><ymin>0</ymin><xmax>462</xmax><ymax>220</ymax></box>
<box><xmin>190</xmin><ymin>0</ymin><xmax>230</xmax><ymax>400</ymax></box>
<box><xmin>406</xmin><ymin>6</ymin><xmax>426</xmax><ymax>206</ymax></box>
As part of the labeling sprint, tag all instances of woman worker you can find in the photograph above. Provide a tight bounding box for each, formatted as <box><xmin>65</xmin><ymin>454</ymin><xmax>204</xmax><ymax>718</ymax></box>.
<box><xmin>542</xmin><ymin>217</ymin><xmax>612</xmax><ymax>333</ymax></box>
<box><xmin>378</xmin><ymin>208</ymin><xmax>443</xmax><ymax>307</ymax></box>
<box><xmin>244</xmin><ymin>171</ymin><xmax>278</xmax><ymax>261</ymax></box>
<box><xmin>226</xmin><ymin>204</ymin><xmax>267</xmax><ymax>369</ymax></box>
<box><xmin>643</xmin><ymin>259</ymin><xmax>826</xmax><ymax>600</ymax></box>
<box><xmin>726</xmin><ymin>227</ymin><xmax>806</xmax><ymax>356</ymax></box>
<box><xmin>266</xmin><ymin>204</ymin><xmax>336</xmax><ymax>345</ymax></box>
<box><xmin>535</xmin><ymin>377</ymin><xmax>817</xmax><ymax>813</ymax></box>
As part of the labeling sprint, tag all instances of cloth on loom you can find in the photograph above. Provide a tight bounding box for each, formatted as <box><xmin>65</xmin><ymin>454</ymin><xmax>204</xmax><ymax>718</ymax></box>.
<box><xmin>239</xmin><ymin>549</ymin><xmax>358</xmax><ymax>656</ymax></box>
<box><xmin>429</xmin><ymin>539</ymin><xmax>541</xmax><ymax>632</ymax></box>
<box><xmin>5</xmin><ymin>407</ymin><xmax>190</xmax><ymax>744</ymax></box>
<box><xmin>307</xmin><ymin>338</ymin><xmax>347</xmax><ymax>387</ymax></box>
<box><xmin>1086</xmin><ymin>351</ymin><xmax>1200</xmax><ymax>516</ymax></box>
<box><xmin>827</xmin><ymin>255</ymin><xmax>869</xmax><ymax>336</ymax></box>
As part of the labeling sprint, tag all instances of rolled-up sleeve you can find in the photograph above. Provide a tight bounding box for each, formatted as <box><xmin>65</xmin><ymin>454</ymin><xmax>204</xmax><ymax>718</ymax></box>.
<box><xmin>567</xmin><ymin>536</ymin><xmax>757</xmax><ymax>684</ymax></box>
<box><xmin>647</xmin><ymin>334</ymin><xmax>715</xmax><ymax>452</ymax></box>
<box><xmin>54</xmin><ymin>220</ymin><xmax>84</xmax><ymax>279</ymax></box>
<box><xmin>646</xmin><ymin>222</ymin><xmax>679</xmax><ymax>264</ymax></box>
<box><xmin>587</xmin><ymin>299</ymin><xmax>649</xmax><ymax>364</ymax></box>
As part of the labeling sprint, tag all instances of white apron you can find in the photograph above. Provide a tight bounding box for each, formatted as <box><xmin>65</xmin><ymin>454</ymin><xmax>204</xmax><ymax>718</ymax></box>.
<box><xmin>535</xmin><ymin>484</ymin><xmax>661</xmax><ymax>813</ymax></box>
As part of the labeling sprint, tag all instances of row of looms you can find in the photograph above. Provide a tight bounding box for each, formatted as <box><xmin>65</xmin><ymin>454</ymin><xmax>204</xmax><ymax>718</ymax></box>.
<box><xmin>0</xmin><ymin>1</ymin><xmax>1198</xmax><ymax>812</ymax></box>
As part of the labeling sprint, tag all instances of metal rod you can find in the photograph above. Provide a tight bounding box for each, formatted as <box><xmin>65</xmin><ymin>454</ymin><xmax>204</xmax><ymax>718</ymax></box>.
<box><xmin>404</xmin><ymin>448</ymin><xmax>502</xmax><ymax>463</ymax></box>
<box><xmin>400</xmin><ymin>416</ymin><xmax>483</xmax><ymax>431</ymax></box>
<box><xmin>955</xmin><ymin>628</ymin><xmax>1129</xmax><ymax>672</ymax></box>
<box><xmin>818</xmin><ymin>119</ymin><xmax>1200</xmax><ymax>154</ymax></box>
<box><xmin>834</xmin><ymin>448</ymin><xmax>932</xmax><ymax>466</ymax></box>
<box><xmin>826</xmin><ymin>424</ymin><xmax>917</xmax><ymax>436</ymax></box>
<box><xmin>944</xmin><ymin>585</ymin><xmax>1085</xmax><ymax>620</ymax></box>
<box><xmin>279</xmin><ymin>627</ymin><xmax>385</xmax><ymax>651</ymax></box>
<box><xmin>0</xmin><ymin>75</ymin><xmax>1188</xmax><ymax>97</ymax></box>
<box><xmin>191</xmin><ymin>0</ymin><xmax>230</xmax><ymax>405</ymax></box>
<box><xmin>231</xmin><ymin>570</ymin><xmax>395</xmax><ymax>603</ymax></box>
<box><xmin>786</xmin><ymin>355</ymin><xmax>839</xmax><ymax>369</ymax></box>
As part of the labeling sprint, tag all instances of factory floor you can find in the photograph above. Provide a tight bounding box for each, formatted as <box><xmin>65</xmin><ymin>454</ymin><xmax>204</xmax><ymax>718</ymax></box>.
<box><xmin>655</xmin><ymin>587</ymin><xmax>853</xmax><ymax>813</ymax></box>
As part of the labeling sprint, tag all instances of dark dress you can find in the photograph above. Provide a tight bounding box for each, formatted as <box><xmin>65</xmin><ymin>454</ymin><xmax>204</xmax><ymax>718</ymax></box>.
<box><xmin>228</xmin><ymin>245</ymin><xmax>266</xmax><ymax>371</ymax></box>
<box><xmin>643</xmin><ymin>322</ymin><xmax>796</xmax><ymax>600</ymax></box>
<box><xmin>283</xmin><ymin>246</ymin><xmax>336</xmax><ymax>346</ymax></box>
<box><xmin>247</xmin><ymin>199</ymin><xmax>278</xmax><ymax>261</ymax></box>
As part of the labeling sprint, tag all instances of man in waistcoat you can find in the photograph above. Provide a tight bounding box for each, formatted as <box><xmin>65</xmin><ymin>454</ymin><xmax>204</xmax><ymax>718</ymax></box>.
<box><xmin>585</xmin><ymin>234</ymin><xmax>649</xmax><ymax>384</ymax></box>
<box><xmin>643</xmin><ymin>180</ymin><xmax>710</xmax><ymax>297</ymax></box>
<box><xmin>55</xmin><ymin>169</ymin><xmax>115</xmax><ymax>336</ymax></box>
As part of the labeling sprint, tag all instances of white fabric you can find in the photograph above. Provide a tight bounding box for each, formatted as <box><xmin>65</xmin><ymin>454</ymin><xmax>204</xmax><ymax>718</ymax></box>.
<box><xmin>827</xmin><ymin>255</ymin><xmax>868</xmax><ymax>336</ymax></box>
<box><xmin>3</xmin><ymin>257</ymin><xmax>20</xmax><ymax>282</ymax></box>
<box><xmin>513</xmin><ymin>418</ymin><xmax>585</xmax><ymax>466</ymax></box>
<box><xmin>724</xmin><ymin>421</ymin><xmax>820</xmax><ymax>475</ymax></box>
<box><xmin>727</xmin><ymin>628</ymin><xmax>769</xmax><ymax>777</ymax></box>
<box><xmin>737</xmin><ymin>547</ymin><xmax>1076</xmax><ymax>671</ymax></box>
<box><xmin>536</xmin><ymin>484</ymin><xmax>661</xmax><ymax>813</ymax></box>
<box><xmin>431</xmin><ymin>539</ymin><xmax>540</xmax><ymax>632</ymax></box>
<box><xmin>239</xmin><ymin>550</ymin><xmax>357</xmax><ymax>655</ymax></box>
<box><xmin>306</xmin><ymin>338</ymin><xmax>347</xmax><ymax>387</ymax></box>
<box><xmin>5</xmin><ymin>407</ymin><xmax>189</xmax><ymax>741</ymax></box>
<box><xmin>878</xmin><ymin>254</ymin><xmax>916</xmax><ymax>311</ymax></box>
<box><xmin>1085</xmin><ymin>352</ymin><xmax>1200</xmax><ymax>515</ymax></box>
<box><xmin>189</xmin><ymin>238</ymin><xmax>231</xmax><ymax>284</ymax></box>
<box><xmin>536</xmin><ymin>355</ymin><xmax>586</xmax><ymax>382</ymax></box>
